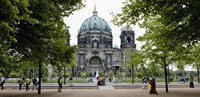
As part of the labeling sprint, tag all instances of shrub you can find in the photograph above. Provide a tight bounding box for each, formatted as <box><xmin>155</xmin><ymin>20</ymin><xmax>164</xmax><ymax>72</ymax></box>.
<box><xmin>42</xmin><ymin>78</ymin><xmax>48</xmax><ymax>82</ymax></box>
<box><xmin>168</xmin><ymin>77</ymin><xmax>174</xmax><ymax>82</ymax></box>
<box><xmin>9</xmin><ymin>72</ymin><xmax>19</xmax><ymax>78</ymax></box>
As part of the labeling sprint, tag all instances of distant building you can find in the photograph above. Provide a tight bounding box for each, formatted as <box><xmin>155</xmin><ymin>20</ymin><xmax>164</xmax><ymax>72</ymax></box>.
<box><xmin>75</xmin><ymin>6</ymin><xmax>136</xmax><ymax>76</ymax></box>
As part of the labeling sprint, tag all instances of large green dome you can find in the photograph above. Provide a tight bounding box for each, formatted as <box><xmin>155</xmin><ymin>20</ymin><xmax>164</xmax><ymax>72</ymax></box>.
<box><xmin>79</xmin><ymin>10</ymin><xmax>112</xmax><ymax>34</ymax></box>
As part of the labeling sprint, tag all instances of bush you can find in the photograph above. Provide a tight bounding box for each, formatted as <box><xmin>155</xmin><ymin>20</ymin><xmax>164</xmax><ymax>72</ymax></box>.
<box><xmin>168</xmin><ymin>77</ymin><xmax>174</xmax><ymax>82</ymax></box>
<box><xmin>63</xmin><ymin>72</ymin><xmax>71</xmax><ymax>78</ymax></box>
<box><xmin>108</xmin><ymin>70</ymin><xmax>114</xmax><ymax>77</ymax></box>
<box><xmin>0</xmin><ymin>73</ymin><xmax>3</xmax><ymax>77</ymax></box>
<box><xmin>116</xmin><ymin>71</ymin><xmax>122</xmax><ymax>79</ymax></box>
<box><xmin>80</xmin><ymin>72</ymin><xmax>87</xmax><ymax>78</ymax></box>
<box><xmin>125</xmin><ymin>70</ymin><xmax>131</xmax><ymax>77</ymax></box>
<box><xmin>136</xmin><ymin>72</ymin><xmax>143</xmax><ymax>79</ymax></box>
<box><xmin>42</xmin><ymin>78</ymin><xmax>48</xmax><ymax>82</ymax></box>
<box><xmin>99</xmin><ymin>70</ymin><xmax>104</xmax><ymax>77</ymax></box>
<box><xmin>9</xmin><ymin>72</ymin><xmax>19</xmax><ymax>78</ymax></box>
<box><xmin>76</xmin><ymin>70</ymin><xmax>81</xmax><ymax>77</ymax></box>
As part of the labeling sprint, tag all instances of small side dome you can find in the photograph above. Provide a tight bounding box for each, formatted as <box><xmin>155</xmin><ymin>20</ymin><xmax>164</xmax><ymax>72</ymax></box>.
<box><xmin>121</xmin><ymin>25</ymin><xmax>133</xmax><ymax>32</ymax></box>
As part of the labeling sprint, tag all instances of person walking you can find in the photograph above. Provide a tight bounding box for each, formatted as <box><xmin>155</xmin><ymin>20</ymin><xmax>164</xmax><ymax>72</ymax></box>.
<box><xmin>189</xmin><ymin>76</ymin><xmax>194</xmax><ymax>88</ymax></box>
<box><xmin>32</xmin><ymin>77</ymin><xmax>38</xmax><ymax>90</ymax></box>
<box><xmin>58</xmin><ymin>77</ymin><xmax>62</xmax><ymax>92</ymax></box>
<box><xmin>69</xmin><ymin>77</ymin><xmax>73</xmax><ymax>86</ymax></box>
<box><xmin>25</xmin><ymin>78</ymin><xmax>30</xmax><ymax>91</ymax></box>
<box><xmin>149</xmin><ymin>78</ymin><xmax>158</xmax><ymax>95</ymax></box>
<box><xmin>18</xmin><ymin>77</ymin><xmax>24</xmax><ymax>90</ymax></box>
<box><xmin>0</xmin><ymin>76</ymin><xmax>5</xmax><ymax>90</ymax></box>
<box><xmin>141</xmin><ymin>81</ymin><xmax>147</xmax><ymax>90</ymax></box>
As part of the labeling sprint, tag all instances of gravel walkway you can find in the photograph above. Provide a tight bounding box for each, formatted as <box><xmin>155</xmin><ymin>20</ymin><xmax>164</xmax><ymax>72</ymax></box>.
<box><xmin>0</xmin><ymin>88</ymin><xmax>200</xmax><ymax>97</ymax></box>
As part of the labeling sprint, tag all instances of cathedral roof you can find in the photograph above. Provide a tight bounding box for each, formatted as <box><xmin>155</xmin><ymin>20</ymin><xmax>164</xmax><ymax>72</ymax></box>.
<box><xmin>79</xmin><ymin>6</ymin><xmax>112</xmax><ymax>35</ymax></box>
<box><xmin>121</xmin><ymin>25</ymin><xmax>133</xmax><ymax>32</ymax></box>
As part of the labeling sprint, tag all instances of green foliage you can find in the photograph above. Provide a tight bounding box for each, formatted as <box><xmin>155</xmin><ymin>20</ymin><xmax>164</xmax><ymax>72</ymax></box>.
<box><xmin>125</xmin><ymin>70</ymin><xmax>131</xmax><ymax>77</ymax></box>
<box><xmin>113</xmin><ymin>1</ymin><xmax>200</xmax><ymax>83</ymax></box>
<box><xmin>99</xmin><ymin>70</ymin><xmax>104</xmax><ymax>77</ymax></box>
<box><xmin>51</xmin><ymin>72</ymin><xmax>56</xmax><ymax>78</ymax></box>
<box><xmin>80</xmin><ymin>72</ymin><xmax>87</xmax><ymax>78</ymax></box>
<box><xmin>108</xmin><ymin>70</ymin><xmax>114</xmax><ymax>77</ymax></box>
<box><xmin>76</xmin><ymin>70</ymin><xmax>81</xmax><ymax>77</ymax></box>
<box><xmin>42</xmin><ymin>78</ymin><xmax>48</xmax><ymax>82</ymax></box>
<box><xmin>9</xmin><ymin>71</ymin><xmax>19</xmax><ymax>78</ymax></box>
<box><xmin>0</xmin><ymin>0</ymin><xmax>83</xmax><ymax>80</ymax></box>
<box><xmin>135</xmin><ymin>72</ymin><xmax>143</xmax><ymax>79</ymax></box>
<box><xmin>0</xmin><ymin>0</ymin><xmax>36</xmax><ymax>42</ymax></box>
<box><xmin>63</xmin><ymin>72</ymin><xmax>71</xmax><ymax>78</ymax></box>
<box><xmin>116</xmin><ymin>70</ymin><xmax>122</xmax><ymax>79</ymax></box>
<box><xmin>168</xmin><ymin>77</ymin><xmax>174</xmax><ymax>83</ymax></box>
<box><xmin>113</xmin><ymin>0</ymin><xmax>200</xmax><ymax>47</ymax></box>
<box><xmin>176</xmin><ymin>70</ymin><xmax>186</xmax><ymax>77</ymax></box>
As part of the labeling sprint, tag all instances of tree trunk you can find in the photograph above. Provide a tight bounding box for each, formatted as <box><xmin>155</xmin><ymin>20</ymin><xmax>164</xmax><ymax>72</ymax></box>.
<box><xmin>131</xmin><ymin>64</ymin><xmax>134</xmax><ymax>84</ymax></box>
<box><xmin>72</xmin><ymin>68</ymin><xmax>74</xmax><ymax>77</ymax></box>
<box><xmin>163</xmin><ymin>57</ymin><xmax>169</xmax><ymax>93</ymax></box>
<box><xmin>197</xmin><ymin>65</ymin><xmax>200</xmax><ymax>83</ymax></box>
<box><xmin>64</xmin><ymin>66</ymin><xmax>66</xmax><ymax>84</ymax></box>
<box><xmin>167</xmin><ymin>64</ymin><xmax>170</xmax><ymax>83</ymax></box>
<box><xmin>38</xmin><ymin>60</ymin><xmax>42</xmax><ymax>94</ymax></box>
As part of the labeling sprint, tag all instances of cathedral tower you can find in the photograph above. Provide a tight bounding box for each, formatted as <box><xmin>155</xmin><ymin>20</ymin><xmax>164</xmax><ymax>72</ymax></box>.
<box><xmin>120</xmin><ymin>25</ymin><xmax>136</xmax><ymax>49</ymax></box>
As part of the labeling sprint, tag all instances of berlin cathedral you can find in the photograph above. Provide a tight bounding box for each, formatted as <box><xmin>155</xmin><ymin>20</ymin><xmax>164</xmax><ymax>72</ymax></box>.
<box><xmin>74</xmin><ymin>7</ymin><xmax>136</xmax><ymax>76</ymax></box>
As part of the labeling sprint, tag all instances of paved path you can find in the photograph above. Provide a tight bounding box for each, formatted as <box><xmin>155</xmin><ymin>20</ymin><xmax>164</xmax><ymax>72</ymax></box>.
<box><xmin>4</xmin><ymin>82</ymin><xmax>200</xmax><ymax>89</ymax></box>
<box><xmin>0</xmin><ymin>88</ymin><xmax>200</xmax><ymax>97</ymax></box>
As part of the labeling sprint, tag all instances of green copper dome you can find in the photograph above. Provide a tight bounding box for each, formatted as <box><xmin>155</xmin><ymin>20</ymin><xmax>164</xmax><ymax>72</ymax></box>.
<box><xmin>79</xmin><ymin>10</ymin><xmax>112</xmax><ymax>34</ymax></box>
<box><xmin>121</xmin><ymin>25</ymin><xmax>133</xmax><ymax>32</ymax></box>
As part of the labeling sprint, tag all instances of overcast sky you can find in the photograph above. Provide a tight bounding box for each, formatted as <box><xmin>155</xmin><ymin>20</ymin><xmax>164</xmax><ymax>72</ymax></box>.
<box><xmin>64</xmin><ymin>0</ymin><xmax>145</xmax><ymax>49</ymax></box>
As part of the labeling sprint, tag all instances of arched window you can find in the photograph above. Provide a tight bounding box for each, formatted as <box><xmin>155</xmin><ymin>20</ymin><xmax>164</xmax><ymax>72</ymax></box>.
<box><xmin>92</xmin><ymin>40</ymin><xmax>99</xmax><ymax>48</ymax></box>
<box><xmin>127</xmin><ymin>36</ymin><xmax>131</xmax><ymax>43</ymax></box>
<box><xmin>93</xmin><ymin>23</ymin><xmax>97</xmax><ymax>29</ymax></box>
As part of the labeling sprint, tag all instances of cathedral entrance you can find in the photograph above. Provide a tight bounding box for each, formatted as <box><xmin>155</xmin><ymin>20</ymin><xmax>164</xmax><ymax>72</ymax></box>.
<box><xmin>89</xmin><ymin>56</ymin><xmax>102</xmax><ymax>77</ymax></box>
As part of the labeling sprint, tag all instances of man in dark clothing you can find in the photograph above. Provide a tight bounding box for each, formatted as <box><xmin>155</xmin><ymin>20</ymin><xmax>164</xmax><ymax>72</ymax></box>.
<box><xmin>0</xmin><ymin>77</ymin><xmax>5</xmax><ymax>90</ymax></box>
<box><xmin>189</xmin><ymin>76</ymin><xmax>194</xmax><ymax>88</ymax></box>
<box><xmin>58</xmin><ymin>77</ymin><xmax>62</xmax><ymax>92</ymax></box>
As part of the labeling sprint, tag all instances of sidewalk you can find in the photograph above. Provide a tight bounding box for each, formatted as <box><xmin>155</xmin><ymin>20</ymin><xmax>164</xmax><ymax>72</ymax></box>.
<box><xmin>3</xmin><ymin>82</ymin><xmax>200</xmax><ymax>89</ymax></box>
<box><xmin>0</xmin><ymin>88</ymin><xmax>200</xmax><ymax>97</ymax></box>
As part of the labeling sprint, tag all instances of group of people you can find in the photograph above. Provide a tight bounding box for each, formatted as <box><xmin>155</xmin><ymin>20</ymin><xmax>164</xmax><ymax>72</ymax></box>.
<box><xmin>141</xmin><ymin>78</ymin><xmax>158</xmax><ymax>95</ymax></box>
<box><xmin>97</xmin><ymin>76</ymin><xmax>106</xmax><ymax>86</ymax></box>
<box><xmin>141</xmin><ymin>76</ymin><xmax>195</xmax><ymax>95</ymax></box>
<box><xmin>18</xmin><ymin>77</ymin><xmax>39</xmax><ymax>91</ymax></box>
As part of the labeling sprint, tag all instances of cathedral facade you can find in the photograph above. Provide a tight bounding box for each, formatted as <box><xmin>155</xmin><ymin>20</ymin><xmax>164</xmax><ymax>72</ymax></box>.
<box><xmin>75</xmin><ymin>8</ymin><xmax>136</xmax><ymax>76</ymax></box>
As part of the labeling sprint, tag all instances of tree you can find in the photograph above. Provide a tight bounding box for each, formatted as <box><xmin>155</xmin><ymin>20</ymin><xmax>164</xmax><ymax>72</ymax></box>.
<box><xmin>0</xmin><ymin>0</ymin><xmax>35</xmax><ymax>42</ymax></box>
<box><xmin>1</xmin><ymin>0</ymin><xmax>83</xmax><ymax>94</ymax></box>
<box><xmin>183</xmin><ymin>44</ymin><xmax>200</xmax><ymax>83</ymax></box>
<box><xmin>125</xmin><ymin>48</ymin><xmax>143</xmax><ymax>84</ymax></box>
<box><xmin>113</xmin><ymin>0</ymin><xmax>200</xmax><ymax>48</ymax></box>
<box><xmin>113</xmin><ymin>1</ymin><xmax>200</xmax><ymax>86</ymax></box>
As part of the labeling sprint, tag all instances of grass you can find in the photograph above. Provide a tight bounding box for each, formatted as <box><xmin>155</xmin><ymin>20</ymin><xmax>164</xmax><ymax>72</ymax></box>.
<box><xmin>5</xmin><ymin>78</ymin><xmax>199</xmax><ymax>83</ymax></box>
<box><xmin>45</xmin><ymin>79</ymin><xmax>83</xmax><ymax>83</ymax></box>
<box><xmin>5</xmin><ymin>79</ymin><xmax>84</xmax><ymax>83</ymax></box>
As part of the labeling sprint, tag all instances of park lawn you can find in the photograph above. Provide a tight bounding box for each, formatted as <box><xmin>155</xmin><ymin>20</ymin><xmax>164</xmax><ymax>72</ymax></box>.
<box><xmin>122</xmin><ymin>78</ymin><xmax>180</xmax><ymax>83</ymax></box>
<box><xmin>5</xmin><ymin>79</ymin><xmax>83</xmax><ymax>83</ymax></box>
<box><xmin>46</xmin><ymin>79</ymin><xmax>83</xmax><ymax>83</ymax></box>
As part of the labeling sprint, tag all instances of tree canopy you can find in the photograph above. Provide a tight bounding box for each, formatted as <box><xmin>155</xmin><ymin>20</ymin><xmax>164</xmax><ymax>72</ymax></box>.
<box><xmin>113</xmin><ymin>0</ymin><xmax>200</xmax><ymax>47</ymax></box>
